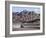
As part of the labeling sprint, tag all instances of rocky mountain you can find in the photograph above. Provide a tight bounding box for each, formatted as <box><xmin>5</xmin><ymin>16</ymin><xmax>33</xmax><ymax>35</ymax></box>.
<box><xmin>13</xmin><ymin>10</ymin><xmax>33</xmax><ymax>15</ymax></box>
<box><xmin>12</xmin><ymin>10</ymin><xmax>40</xmax><ymax>23</ymax></box>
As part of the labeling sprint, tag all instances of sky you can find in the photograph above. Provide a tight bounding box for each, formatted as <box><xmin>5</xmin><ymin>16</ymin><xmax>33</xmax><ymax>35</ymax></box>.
<box><xmin>12</xmin><ymin>7</ymin><xmax>40</xmax><ymax>14</ymax></box>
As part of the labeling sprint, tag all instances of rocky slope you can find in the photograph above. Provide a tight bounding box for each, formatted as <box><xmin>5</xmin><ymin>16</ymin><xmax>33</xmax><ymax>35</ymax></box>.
<box><xmin>12</xmin><ymin>10</ymin><xmax>40</xmax><ymax>24</ymax></box>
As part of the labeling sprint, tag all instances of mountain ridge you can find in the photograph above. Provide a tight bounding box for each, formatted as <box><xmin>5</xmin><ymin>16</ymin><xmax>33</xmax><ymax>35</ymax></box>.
<box><xmin>12</xmin><ymin>10</ymin><xmax>39</xmax><ymax>15</ymax></box>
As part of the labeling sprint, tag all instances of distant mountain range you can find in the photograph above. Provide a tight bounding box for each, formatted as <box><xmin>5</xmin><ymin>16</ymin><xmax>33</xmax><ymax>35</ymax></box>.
<box><xmin>12</xmin><ymin>10</ymin><xmax>39</xmax><ymax>16</ymax></box>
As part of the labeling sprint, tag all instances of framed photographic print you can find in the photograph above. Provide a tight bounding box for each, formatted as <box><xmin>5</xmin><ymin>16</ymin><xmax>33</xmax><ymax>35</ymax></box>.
<box><xmin>5</xmin><ymin>1</ymin><xmax>45</xmax><ymax>37</ymax></box>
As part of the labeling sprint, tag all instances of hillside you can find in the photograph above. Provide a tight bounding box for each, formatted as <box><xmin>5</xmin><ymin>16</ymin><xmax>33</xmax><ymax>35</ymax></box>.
<box><xmin>12</xmin><ymin>10</ymin><xmax>40</xmax><ymax>24</ymax></box>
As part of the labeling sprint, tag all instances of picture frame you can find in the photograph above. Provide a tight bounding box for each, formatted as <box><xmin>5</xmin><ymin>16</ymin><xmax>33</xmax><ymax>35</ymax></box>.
<box><xmin>5</xmin><ymin>1</ymin><xmax>45</xmax><ymax>37</ymax></box>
